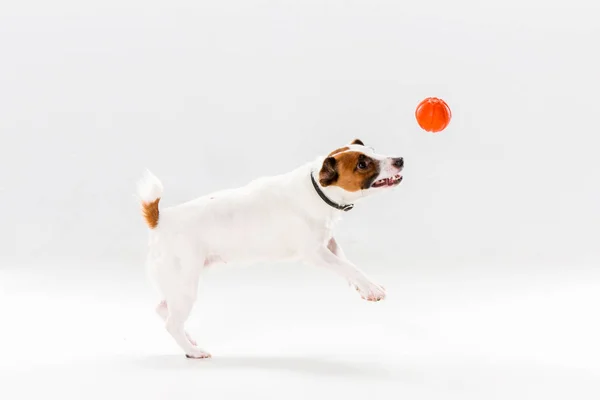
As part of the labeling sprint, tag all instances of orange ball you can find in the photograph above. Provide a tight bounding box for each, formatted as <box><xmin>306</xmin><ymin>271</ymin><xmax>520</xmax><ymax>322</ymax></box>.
<box><xmin>415</xmin><ymin>97</ymin><xmax>452</xmax><ymax>133</ymax></box>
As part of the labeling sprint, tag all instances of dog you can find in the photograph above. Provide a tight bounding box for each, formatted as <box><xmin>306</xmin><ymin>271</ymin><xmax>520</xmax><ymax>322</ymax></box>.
<box><xmin>137</xmin><ymin>138</ymin><xmax>404</xmax><ymax>358</ymax></box>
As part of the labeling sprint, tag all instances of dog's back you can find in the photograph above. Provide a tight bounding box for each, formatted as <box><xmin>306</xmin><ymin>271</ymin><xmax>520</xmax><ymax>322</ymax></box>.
<box><xmin>137</xmin><ymin>162</ymin><xmax>327</xmax><ymax>265</ymax></box>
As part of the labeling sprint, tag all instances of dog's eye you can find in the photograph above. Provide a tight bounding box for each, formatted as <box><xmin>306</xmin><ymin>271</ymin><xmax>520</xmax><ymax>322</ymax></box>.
<box><xmin>357</xmin><ymin>161</ymin><xmax>367</xmax><ymax>170</ymax></box>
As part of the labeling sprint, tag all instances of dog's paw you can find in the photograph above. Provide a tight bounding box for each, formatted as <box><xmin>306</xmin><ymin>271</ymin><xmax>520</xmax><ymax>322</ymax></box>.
<box><xmin>185</xmin><ymin>347</ymin><xmax>212</xmax><ymax>359</ymax></box>
<box><xmin>352</xmin><ymin>281</ymin><xmax>386</xmax><ymax>302</ymax></box>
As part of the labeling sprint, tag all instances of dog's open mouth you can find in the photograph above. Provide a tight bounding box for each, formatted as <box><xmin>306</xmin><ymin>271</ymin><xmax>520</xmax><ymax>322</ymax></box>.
<box><xmin>372</xmin><ymin>174</ymin><xmax>403</xmax><ymax>188</ymax></box>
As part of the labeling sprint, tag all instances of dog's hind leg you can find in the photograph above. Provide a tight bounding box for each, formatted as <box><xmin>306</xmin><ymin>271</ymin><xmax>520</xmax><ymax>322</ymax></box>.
<box><xmin>164</xmin><ymin>293</ymin><xmax>211</xmax><ymax>359</ymax></box>
<box><xmin>159</xmin><ymin>247</ymin><xmax>211</xmax><ymax>359</ymax></box>
<box><xmin>155</xmin><ymin>300</ymin><xmax>197</xmax><ymax>346</ymax></box>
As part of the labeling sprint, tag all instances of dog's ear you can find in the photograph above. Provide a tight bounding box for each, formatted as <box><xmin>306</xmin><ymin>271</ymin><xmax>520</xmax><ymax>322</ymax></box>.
<box><xmin>350</xmin><ymin>138</ymin><xmax>364</xmax><ymax>146</ymax></box>
<box><xmin>319</xmin><ymin>157</ymin><xmax>338</xmax><ymax>187</ymax></box>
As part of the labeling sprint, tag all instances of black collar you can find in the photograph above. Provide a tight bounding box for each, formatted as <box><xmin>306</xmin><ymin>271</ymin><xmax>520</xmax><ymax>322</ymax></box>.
<box><xmin>310</xmin><ymin>173</ymin><xmax>354</xmax><ymax>212</ymax></box>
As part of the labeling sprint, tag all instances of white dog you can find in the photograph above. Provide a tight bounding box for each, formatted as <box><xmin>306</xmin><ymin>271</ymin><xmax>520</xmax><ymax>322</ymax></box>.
<box><xmin>137</xmin><ymin>139</ymin><xmax>404</xmax><ymax>358</ymax></box>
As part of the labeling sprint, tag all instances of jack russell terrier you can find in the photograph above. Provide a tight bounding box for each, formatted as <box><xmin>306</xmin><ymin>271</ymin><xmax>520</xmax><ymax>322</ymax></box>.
<box><xmin>137</xmin><ymin>138</ymin><xmax>404</xmax><ymax>358</ymax></box>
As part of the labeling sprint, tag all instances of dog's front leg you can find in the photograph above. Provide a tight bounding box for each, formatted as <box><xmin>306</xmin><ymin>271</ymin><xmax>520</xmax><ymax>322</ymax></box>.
<box><xmin>308</xmin><ymin>245</ymin><xmax>386</xmax><ymax>302</ymax></box>
<box><xmin>328</xmin><ymin>237</ymin><xmax>355</xmax><ymax>289</ymax></box>
<box><xmin>327</xmin><ymin>237</ymin><xmax>347</xmax><ymax>260</ymax></box>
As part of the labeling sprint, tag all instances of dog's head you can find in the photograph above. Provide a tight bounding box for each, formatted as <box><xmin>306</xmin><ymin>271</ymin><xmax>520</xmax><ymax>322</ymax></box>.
<box><xmin>318</xmin><ymin>139</ymin><xmax>404</xmax><ymax>202</ymax></box>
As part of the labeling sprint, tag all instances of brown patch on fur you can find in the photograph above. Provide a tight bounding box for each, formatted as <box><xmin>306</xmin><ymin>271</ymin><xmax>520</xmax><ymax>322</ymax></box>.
<box><xmin>142</xmin><ymin>198</ymin><xmax>160</xmax><ymax>229</ymax></box>
<box><xmin>319</xmin><ymin>157</ymin><xmax>338</xmax><ymax>186</ymax></box>
<box><xmin>326</xmin><ymin>139</ymin><xmax>364</xmax><ymax>158</ymax></box>
<box><xmin>327</xmin><ymin>146</ymin><xmax>349</xmax><ymax>157</ymax></box>
<box><xmin>319</xmin><ymin>151</ymin><xmax>380</xmax><ymax>192</ymax></box>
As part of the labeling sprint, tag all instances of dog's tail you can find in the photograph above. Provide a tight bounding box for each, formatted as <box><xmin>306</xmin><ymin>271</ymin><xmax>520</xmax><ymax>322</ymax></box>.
<box><xmin>137</xmin><ymin>169</ymin><xmax>164</xmax><ymax>229</ymax></box>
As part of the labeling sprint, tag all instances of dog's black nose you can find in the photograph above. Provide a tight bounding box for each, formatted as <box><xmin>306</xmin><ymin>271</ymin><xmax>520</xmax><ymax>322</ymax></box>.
<box><xmin>392</xmin><ymin>157</ymin><xmax>404</xmax><ymax>168</ymax></box>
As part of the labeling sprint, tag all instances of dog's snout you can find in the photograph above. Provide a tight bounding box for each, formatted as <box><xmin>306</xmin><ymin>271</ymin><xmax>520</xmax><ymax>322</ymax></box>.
<box><xmin>392</xmin><ymin>157</ymin><xmax>404</xmax><ymax>169</ymax></box>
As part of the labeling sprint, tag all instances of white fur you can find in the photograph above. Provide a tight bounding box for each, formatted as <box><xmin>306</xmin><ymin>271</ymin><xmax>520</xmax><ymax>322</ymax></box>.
<box><xmin>137</xmin><ymin>169</ymin><xmax>163</xmax><ymax>203</ymax></box>
<box><xmin>137</xmin><ymin>145</ymin><xmax>403</xmax><ymax>358</ymax></box>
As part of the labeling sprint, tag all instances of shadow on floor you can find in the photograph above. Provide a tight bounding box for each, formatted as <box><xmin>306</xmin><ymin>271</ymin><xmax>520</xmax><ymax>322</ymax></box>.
<box><xmin>132</xmin><ymin>353</ymin><xmax>395</xmax><ymax>380</ymax></box>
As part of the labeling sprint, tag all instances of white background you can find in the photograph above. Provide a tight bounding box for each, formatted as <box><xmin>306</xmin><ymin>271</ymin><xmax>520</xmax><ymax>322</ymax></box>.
<box><xmin>1</xmin><ymin>1</ymin><xmax>599</xmax><ymax>399</ymax></box>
